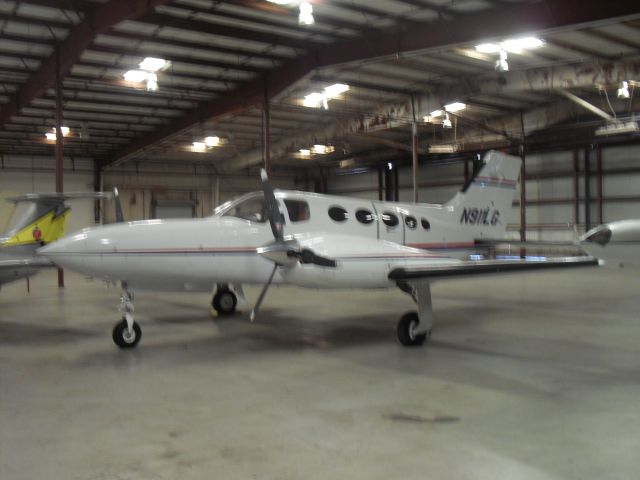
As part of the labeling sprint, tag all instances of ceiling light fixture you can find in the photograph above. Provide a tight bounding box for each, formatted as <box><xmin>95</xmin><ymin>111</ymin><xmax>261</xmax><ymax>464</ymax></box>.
<box><xmin>445</xmin><ymin>102</ymin><xmax>466</xmax><ymax>113</ymax></box>
<box><xmin>205</xmin><ymin>136</ymin><xmax>220</xmax><ymax>147</ymax></box>
<box><xmin>192</xmin><ymin>141</ymin><xmax>206</xmax><ymax>152</ymax></box>
<box><xmin>475</xmin><ymin>36</ymin><xmax>544</xmax><ymax>54</ymax></box>
<box><xmin>123</xmin><ymin>57</ymin><xmax>170</xmax><ymax>91</ymax></box>
<box><xmin>299</xmin><ymin>1</ymin><xmax>314</xmax><ymax>25</ymax></box>
<box><xmin>442</xmin><ymin>113</ymin><xmax>452</xmax><ymax>129</ymax></box>
<box><xmin>302</xmin><ymin>83</ymin><xmax>350</xmax><ymax>109</ymax></box>
<box><xmin>44</xmin><ymin>126</ymin><xmax>70</xmax><ymax>141</ymax></box>
<box><xmin>139</xmin><ymin>57</ymin><xmax>170</xmax><ymax>72</ymax></box>
<box><xmin>495</xmin><ymin>49</ymin><xmax>509</xmax><ymax>72</ymax></box>
<box><xmin>617</xmin><ymin>81</ymin><xmax>630</xmax><ymax>99</ymax></box>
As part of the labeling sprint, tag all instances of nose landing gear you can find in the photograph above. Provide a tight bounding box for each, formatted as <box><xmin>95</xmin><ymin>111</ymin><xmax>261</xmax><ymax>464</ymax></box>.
<box><xmin>112</xmin><ymin>284</ymin><xmax>141</xmax><ymax>348</ymax></box>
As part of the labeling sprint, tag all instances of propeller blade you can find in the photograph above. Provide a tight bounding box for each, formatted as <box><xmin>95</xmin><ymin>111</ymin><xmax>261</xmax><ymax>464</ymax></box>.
<box><xmin>250</xmin><ymin>263</ymin><xmax>278</xmax><ymax>322</ymax></box>
<box><xmin>260</xmin><ymin>169</ymin><xmax>284</xmax><ymax>242</ymax></box>
<box><xmin>113</xmin><ymin>187</ymin><xmax>124</xmax><ymax>223</ymax></box>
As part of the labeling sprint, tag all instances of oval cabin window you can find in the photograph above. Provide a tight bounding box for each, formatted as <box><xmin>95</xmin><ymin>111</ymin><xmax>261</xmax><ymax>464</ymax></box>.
<box><xmin>356</xmin><ymin>209</ymin><xmax>374</xmax><ymax>225</ymax></box>
<box><xmin>405</xmin><ymin>215</ymin><xmax>417</xmax><ymax>229</ymax></box>
<box><xmin>328</xmin><ymin>206</ymin><xmax>348</xmax><ymax>222</ymax></box>
<box><xmin>381</xmin><ymin>212</ymin><xmax>399</xmax><ymax>227</ymax></box>
<box><xmin>421</xmin><ymin>218</ymin><xmax>431</xmax><ymax>230</ymax></box>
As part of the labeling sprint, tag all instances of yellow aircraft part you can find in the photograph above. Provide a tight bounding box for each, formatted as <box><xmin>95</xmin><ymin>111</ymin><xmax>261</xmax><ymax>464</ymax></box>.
<box><xmin>3</xmin><ymin>209</ymin><xmax>70</xmax><ymax>246</ymax></box>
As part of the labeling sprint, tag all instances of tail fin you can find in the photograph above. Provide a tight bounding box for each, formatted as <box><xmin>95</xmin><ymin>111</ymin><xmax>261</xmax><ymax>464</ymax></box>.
<box><xmin>2</xmin><ymin>192</ymin><xmax>111</xmax><ymax>247</ymax></box>
<box><xmin>445</xmin><ymin>151</ymin><xmax>522</xmax><ymax>238</ymax></box>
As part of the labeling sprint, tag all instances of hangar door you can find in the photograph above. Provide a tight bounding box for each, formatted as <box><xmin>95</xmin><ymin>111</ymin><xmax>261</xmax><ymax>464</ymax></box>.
<box><xmin>152</xmin><ymin>200</ymin><xmax>196</xmax><ymax>219</ymax></box>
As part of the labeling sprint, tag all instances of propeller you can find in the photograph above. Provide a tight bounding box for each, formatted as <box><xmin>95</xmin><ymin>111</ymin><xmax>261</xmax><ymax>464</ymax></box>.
<box><xmin>250</xmin><ymin>169</ymin><xmax>336</xmax><ymax>321</ymax></box>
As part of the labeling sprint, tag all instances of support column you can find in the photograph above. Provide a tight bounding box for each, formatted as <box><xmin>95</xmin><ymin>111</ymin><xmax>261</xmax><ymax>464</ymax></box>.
<box><xmin>262</xmin><ymin>79</ymin><xmax>270</xmax><ymax>176</ymax></box>
<box><xmin>55</xmin><ymin>46</ymin><xmax>64</xmax><ymax>288</ymax></box>
<box><xmin>411</xmin><ymin>95</ymin><xmax>419</xmax><ymax>203</ymax></box>
<box><xmin>597</xmin><ymin>145</ymin><xmax>603</xmax><ymax>224</ymax></box>
<box><xmin>584</xmin><ymin>146</ymin><xmax>592</xmax><ymax>231</ymax></box>
<box><xmin>519</xmin><ymin>112</ymin><xmax>526</xmax><ymax>243</ymax></box>
<box><xmin>573</xmin><ymin>150</ymin><xmax>580</xmax><ymax>226</ymax></box>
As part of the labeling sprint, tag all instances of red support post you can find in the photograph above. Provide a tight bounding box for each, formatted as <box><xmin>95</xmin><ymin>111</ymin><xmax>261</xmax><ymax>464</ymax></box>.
<box><xmin>55</xmin><ymin>46</ymin><xmax>64</xmax><ymax>288</ymax></box>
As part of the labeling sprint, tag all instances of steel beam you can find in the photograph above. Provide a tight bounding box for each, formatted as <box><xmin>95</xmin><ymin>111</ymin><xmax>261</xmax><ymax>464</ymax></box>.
<box><xmin>0</xmin><ymin>0</ymin><xmax>171</xmax><ymax>130</ymax></box>
<box><xmin>103</xmin><ymin>0</ymin><xmax>640</xmax><ymax>168</ymax></box>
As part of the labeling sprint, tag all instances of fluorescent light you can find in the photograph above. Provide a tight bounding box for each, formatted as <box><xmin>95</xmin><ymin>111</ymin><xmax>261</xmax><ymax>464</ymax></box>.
<box><xmin>123</xmin><ymin>70</ymin><xmax>148</xmax><ymax>83</ymax></box>
<box><xmin>302</xmin><ymin>83</ymin><xmax>350</xmax><ymax>109</ymax></box>
<box><xmin>475</xmin><ymin>43</ymin><xmax>501</xmax><ymax>54</ymax></box>
<box><xmin>430</xmin><ymin>109</ymin><xmax>444</xmax><ymax>117</ymax></box>
<box><xmin>475</xmin><ymin>36</ymin><xmax>544</xmax><ymax>55</ymax></box>
<box><xmin>60</xmin><ymin>126</ymin><xmax>70</xmax><ymax>136</ymax></box>
<box><xmin>502</xmin><ymin>37</ymin><xmax>544</xmax><ymax>53</ymax></box>
<box><xmin>445</xmin><ymin>102</ymin><xmax>466</xmax><ymax>113</ymax></box>
<box><xmin>266</xmin><ymin>0</ymin><xmax>293</xmax><ymax>4</ymax></box>
<box><xmin>192</xmin><ymin>142</ymin><xmax>206</xmax><ymax>151</ymax></box>
<box><xmin>442</xmin><ymin>113</ymin><xmax>452</xmax><ymax>129</ymax></box>
<box><xmin>204</xmin><ymin>136</ymin><xmax>220</xmax><ymax>147</ymax></box>
<box><xmin>299</xmin><ymin>148</ymin><xmax>311</xmax><ymax>157</ymax></box>
<box><xmin>324</xmin><ymin>83</ymin><xmax>349</xmax><ymax>97</ymax></box>
<box><xmin>496</xmin><ymin>50</ymin><xmax>509</xmax><ymax>72</ymax></box>
<box><xmin>618</xmin><ymin>81</ymin><xmax>630</xmax><ymax>99</ymax></box>
<box><xmin>303</xmin><ymin>92</ymin><xmax>326</xmax><ymax>108</ymax></box>
<box><xmin>139</xmin><ymin>57</ymin><xmax>169</xmax><ymax>72</ymax></box>
<box><xmin>45</xmin><ymin>126</ymin><xmax>70</xmax><ymax>140</ymax></box>
<box><xmin>146</xmin><ymin>72</ymin><xmax>158</xmax><ymax>91</ymax></box>
<box><xmin>45</xmin><ymin>132</ymin><xmax>56</xmax><ymax>141</ymax></box>
<box><xmin>312</xmin><ymin>144</ymin><xmax>335</xmax><ymax>154</ymax></box>
<box><xmin>299</xmin><ymin>1</ymin><xmax>314</xmax><ymax>25</ymax></box>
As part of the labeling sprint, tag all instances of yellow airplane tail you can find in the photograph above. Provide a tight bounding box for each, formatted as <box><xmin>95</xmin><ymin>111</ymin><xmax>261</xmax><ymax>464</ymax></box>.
<box><xmin>2</xmin><ymin>192</ymin><xmax>110</xmax><ymax>247</ymax></box>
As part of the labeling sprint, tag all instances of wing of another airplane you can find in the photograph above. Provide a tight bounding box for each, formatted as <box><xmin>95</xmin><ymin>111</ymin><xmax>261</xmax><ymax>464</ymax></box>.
<box><xmin>0</xmin><ymin>257</ymin><xmax>54</xmax><ymax>269</ymax></box>
<box><xmin>389</xmin><ymin>256</ymin><xmax>599</xmax><ymax>281</ymax></box>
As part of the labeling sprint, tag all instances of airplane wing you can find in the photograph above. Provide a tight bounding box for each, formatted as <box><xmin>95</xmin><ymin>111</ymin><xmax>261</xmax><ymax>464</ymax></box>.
<box><xmin>0</xmin><ymin>257</ymin><xmax>54</xmax><ymax>269</ymax></box>
<box><xmin>389</xmin><ymin>256</ymin><xmax>599</xmax><ymax>281</ymax></box>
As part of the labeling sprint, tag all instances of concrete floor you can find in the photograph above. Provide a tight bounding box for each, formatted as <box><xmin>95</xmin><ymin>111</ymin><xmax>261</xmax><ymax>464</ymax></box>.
<box><xmin>1</xmin><ymin>268</ymin><xmax>639</xmax><ymax>480</ymax></box>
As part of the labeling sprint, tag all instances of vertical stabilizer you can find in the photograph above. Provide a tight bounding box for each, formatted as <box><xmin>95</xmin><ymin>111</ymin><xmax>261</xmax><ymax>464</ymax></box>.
<box><xmin>445</xmin><ymin>151</ymin><xmax>522</xmax><ymax>238</ymax></box>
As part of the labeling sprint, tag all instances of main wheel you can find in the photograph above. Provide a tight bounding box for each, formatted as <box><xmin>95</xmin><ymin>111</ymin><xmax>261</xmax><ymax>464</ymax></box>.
<box><xmin>212</xmin><ymin>289</ymin><xmax>237</xmax><ymax>315</ymax></box>
<box><xmin>112</xmin><ymin>318</ymin><xmax>142</xmax><ymax>349</ymax></box>
<box><xmin>397</xmin><ymin>312</ymin><xmax>429</xmax><ymax>347</ymax></box>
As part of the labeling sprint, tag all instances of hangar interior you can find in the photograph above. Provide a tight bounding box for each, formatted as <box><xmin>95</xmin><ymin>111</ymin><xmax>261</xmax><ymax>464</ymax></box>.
<box><xmin>1</xmin><ymin>1</ymin><xmax>640</xmax><ymax>479</ymax></box>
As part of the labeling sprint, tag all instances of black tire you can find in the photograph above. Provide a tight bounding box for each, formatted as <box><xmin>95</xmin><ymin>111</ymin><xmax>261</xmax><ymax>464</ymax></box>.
<box><xmin>112</xmin><ymin>318</ymin><xmax>142</xmax><ymax>349</ymax></box>
<box><xmin>212</xmin><ymin>289</ymin><xmax>237</xmax><ymax>315</ymax></box>
<box><xmin>397</xmin><ymin>312</ymin><xmax>429</xmax><ymax>347</ymax></box>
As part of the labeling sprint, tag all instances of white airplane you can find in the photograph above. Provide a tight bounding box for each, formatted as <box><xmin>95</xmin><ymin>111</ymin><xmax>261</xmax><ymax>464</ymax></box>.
<box><xmin>581</xmin><ymin>220</ymin><xmax>640</xmax><ymax>268</ymax></box>
<box><xmin>39</xmin><ymin>151</ymin><xmax>597</xmax><ymax>349</ymax></box>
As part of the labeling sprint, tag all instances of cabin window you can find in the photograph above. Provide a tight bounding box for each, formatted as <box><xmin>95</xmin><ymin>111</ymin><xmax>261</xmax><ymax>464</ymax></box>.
<box><xmin>381</xmin><ymin>212</ymin><xmax>399</xmax><ymax>227</ymax></box>
<box><xmin>356</xmin><ymin>209</ymin><xmax>374</xmax><ymax>225</ymax></box>
<box><xmin>421</xmin><ymin>218</ymin><xmax>431</xmax><ymax>230</ymax></box>
<box><xmin>222</xmin><ymin>195</ymin><xmax>267</xmax><ymax>223</ymax></box>
<box><xmin>405</xmin><ymin>215</ymin><xmax>417</xmax><ymax>229</ymax></box>
<box><xmin>284</xmin><ymin>199</ymin><xmax>310</xmax><ymax>222</ymax></box>
<box><xmin>328</xmin><ymin>206</ymin><xmax>348</xmax><ymax>222</ymax></box>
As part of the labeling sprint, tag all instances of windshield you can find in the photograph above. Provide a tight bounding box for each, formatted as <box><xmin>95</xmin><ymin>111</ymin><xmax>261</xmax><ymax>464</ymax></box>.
<box><xmin>217</xmin><ymin>192</ymin><xmax>267</xmax><ymax>223</ymax></box>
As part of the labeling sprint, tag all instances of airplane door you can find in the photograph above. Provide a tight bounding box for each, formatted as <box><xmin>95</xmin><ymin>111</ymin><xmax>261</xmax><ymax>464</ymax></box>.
<box><xmin>373</xmin><ymin>203</ymin><xmax>405</xmax><ymax>245</ymax></box>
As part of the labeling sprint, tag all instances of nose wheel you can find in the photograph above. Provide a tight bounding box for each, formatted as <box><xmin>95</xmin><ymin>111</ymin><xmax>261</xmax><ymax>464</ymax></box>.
<box><xmin>112</xmin><ymin>284</ymin><xmax>142</xmax><ymax>349</ymax></box>
<box><xmin>212</xmin><ymin>285</ymin><xmax>237</xmax><ymax>315</ymax></box>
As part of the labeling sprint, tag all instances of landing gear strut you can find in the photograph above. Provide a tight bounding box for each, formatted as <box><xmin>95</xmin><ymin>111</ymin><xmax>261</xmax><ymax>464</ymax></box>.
<box><xmin>212</xmin><ymin>284</ymin><xmax>237</xmax><ymax>315</ymax></box>
<box><xmin>112</xmin><ymin>283</ymin><xmax>141</xmax><ymax>349</ymax></box>
<box><xmin>397</xmin><ymin>281</ymin><xmax>433</xmax><ymax>347</ymax></box>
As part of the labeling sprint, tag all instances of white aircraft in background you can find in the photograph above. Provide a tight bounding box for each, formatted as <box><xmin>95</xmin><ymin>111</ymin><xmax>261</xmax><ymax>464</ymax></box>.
<box><xmin>40</xmin><ymin>151</ymin><xmax>597</xmax><ymax>349</ymax></box>
<box><xmin>581</xmin><ymin>220</ymin><xmax>640</xmax><ymax>268</ymax></box>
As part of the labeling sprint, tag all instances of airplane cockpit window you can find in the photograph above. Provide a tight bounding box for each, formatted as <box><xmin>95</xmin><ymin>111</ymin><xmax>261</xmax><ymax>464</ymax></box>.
<box><xmin>328</xmin><ymin>206</ymin><xmax>348</xmax><ymax>222</ymax></box>
<box><xmin>381</xmin><ymin>212</ymin><xmax>398</xmax><ymax>227</ymax></box>
<box><xmin>405</xmin><ymin>215</ymin><xmax>417</xmax><ymax>229</ymax></box>
<box><xmin>284</xmin><ymin>199</ymin><xmax>310</xmax><ymax>222</ymax></box>
<box><xmin>421</xmin><ymin>218</ymin><xmax>431</xmax><ymax>230</ymax></box>
<box><xmin>356</xmin><ymin>209</ymin><xmax>374</xmax><ymax>224</ymax></box>
<box><xmin>222</xmin><ymin>195</ymin><xmax>267</xmax><ymax>223</ymax></box>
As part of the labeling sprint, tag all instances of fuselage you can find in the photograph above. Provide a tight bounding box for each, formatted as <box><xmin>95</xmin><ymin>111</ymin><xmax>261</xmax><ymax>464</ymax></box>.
<box><xmin>39</xmin><ymin>190</ymin><xmax>511</xmax><ymax>292</ymax></box>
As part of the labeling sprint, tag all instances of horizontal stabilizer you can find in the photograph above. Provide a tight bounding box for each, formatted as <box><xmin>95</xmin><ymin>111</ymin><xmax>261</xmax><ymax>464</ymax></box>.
<box><xmin>389</xmin><ymin>256</ymin><xmax>598</xmax><ymax>281</ymax></box>
<box><xmin>6</xmin><ymin>192</ymin><xmax>112</xmax><ymax>203</ymax></box>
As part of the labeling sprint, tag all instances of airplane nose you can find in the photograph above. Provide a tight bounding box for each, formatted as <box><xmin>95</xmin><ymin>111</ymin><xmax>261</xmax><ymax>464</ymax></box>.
<box><xmin>582</xmin><ymin>225</ymin><xmax>612</xmax><ymax>246</ymax></box>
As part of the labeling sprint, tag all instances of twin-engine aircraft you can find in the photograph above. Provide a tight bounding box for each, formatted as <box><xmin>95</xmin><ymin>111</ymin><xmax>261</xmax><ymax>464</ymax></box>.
<box><xmin>0</xmin><ymin>192</ymin><xmax>109</xmax><ymax>289</ymax></box>
<box><xmin>40</xmin><ymin>151</ymin><xmax>597</xmax><ymax>349</ymax></box>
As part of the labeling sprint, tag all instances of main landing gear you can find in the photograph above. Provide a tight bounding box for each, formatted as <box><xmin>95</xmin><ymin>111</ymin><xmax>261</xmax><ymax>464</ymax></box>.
<box><xmin>112</xmin><ymin>284</ymin><xmax>142</xmax><ymax>349</ymax></box>
<box><xmin>211</xmin><ymin>284</ymin><xmax>238</xmax><ymax>315</ymax></box>
<box><xmin>396</xmin><ymin>281</ymin><xmax>433</xmax><ymax>347</ymax></box>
